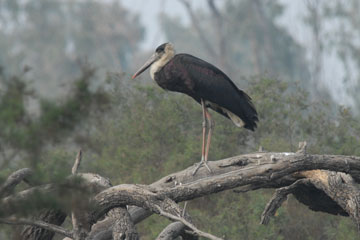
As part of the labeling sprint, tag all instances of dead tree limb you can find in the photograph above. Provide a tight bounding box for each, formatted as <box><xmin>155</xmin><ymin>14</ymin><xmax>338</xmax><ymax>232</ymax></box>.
<box><xmin>0</xmin><ymin>168</ymin><xmax>33</xmax><ymax>198</ymax></box>
<box><xmin>261</xmin><ymin>178</ymin><xmax>312</xmax><ymax>224</ymax></box>
<box><xmin>20</xmin><ymin>173</ymin><xmax>112</xmax><ymax>240</ymax></box>
<box><xmin>108</xmin><ymin>208</ymin><xmax>138</xmax><ymax>240</ymax></box>
<box><xmin>72</xmin><ymin>149</ymin><xmax>83</xmax><ymax>175</ymax></box>
<box><xmin>155</xmin><ymin>206</ymin><xmax>222</xmax><ymax>240</ymax></box>
<box><xmin>0</xmin><ymin>217</ymin><xmax>72</xmax><ymax>238</ymax></box>
<box><xmin>297</xmin><ymin>170</ymin><xmax>360</xmax><ymax>228</ymax></box>
<box><xmin>156</xmin><ymin>222</ymin><xmax>186</xmax><ymax>240</ymax></box>
<box><xmin>156</xmin><ymin>221</ymin><xmax>198</xmax><ymax>240</ymax></box>
<box><xmin>71</xmin><ymin>149</ymin><xmax>87</xmax><ymax>240</ymax></box>
<box><xmin>87</xmin><ymin>152</ymin><xmax>360</xmax><ymax>231</ymax></box>
<box><xmin>2</xmin><ymin>150</ymin><xmax>360</xmax><ymax>239</ymax></box>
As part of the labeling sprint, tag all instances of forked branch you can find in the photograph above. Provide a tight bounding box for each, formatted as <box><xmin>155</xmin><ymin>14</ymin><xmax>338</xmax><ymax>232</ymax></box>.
<box><xmin>2</xmin><ymin>146</ymin><xmax>360</xmax><ymax>240</ymax></box>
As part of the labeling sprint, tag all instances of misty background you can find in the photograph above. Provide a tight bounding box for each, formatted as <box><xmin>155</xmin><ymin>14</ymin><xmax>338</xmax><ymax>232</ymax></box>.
<box><xmin>0</xmin><ymin>0</ymin><xmax>360</xmax><ymax>239</ymax></box>
<box><xmin>128</xmin><ymin>0</ymin><xmax>358</xmax><ymax>109</ymax></box>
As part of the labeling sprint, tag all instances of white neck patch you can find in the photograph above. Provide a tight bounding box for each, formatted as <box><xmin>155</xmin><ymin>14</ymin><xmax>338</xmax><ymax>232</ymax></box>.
<box><xmin>150</xmin><ymin>47</ymin><xmax>175</xmax><ymax>80</ymax></box>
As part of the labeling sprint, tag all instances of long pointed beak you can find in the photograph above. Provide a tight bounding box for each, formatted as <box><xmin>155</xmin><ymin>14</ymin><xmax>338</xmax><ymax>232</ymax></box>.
<box><xmin>132</xmin><ymin>53</ymin><xmax>159</xmax><ymax>79</ymax></box>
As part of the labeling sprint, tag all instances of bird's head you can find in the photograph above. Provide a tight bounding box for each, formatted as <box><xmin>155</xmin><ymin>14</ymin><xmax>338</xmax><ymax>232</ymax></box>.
<box><xmin>132</xmin><ymin>43</ymin><xmax>175</xmax><ymax>79</ymax></box>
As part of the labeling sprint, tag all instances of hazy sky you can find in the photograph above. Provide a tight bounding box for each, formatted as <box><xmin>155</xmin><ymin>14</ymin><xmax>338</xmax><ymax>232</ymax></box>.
<box><xmin>121</xmin><ymin>0</ymin><xmax>353</xmax><ymax>108</ymax></box>
<box><xmin>122</xmin><ymin>0</ymin><xmax>306</xmax><ymax>50</ymax></box>
<box><xmin>122</xmin><ymin>0</ymin><xmax>205</xmax><ymax>50</ymax></box>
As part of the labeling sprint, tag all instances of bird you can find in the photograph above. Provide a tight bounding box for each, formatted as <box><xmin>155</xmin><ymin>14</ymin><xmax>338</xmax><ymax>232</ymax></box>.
<box><xmin>132</xmin><ymin>43</ymin><xmax>258</xmax><ymax>174</ymax></box>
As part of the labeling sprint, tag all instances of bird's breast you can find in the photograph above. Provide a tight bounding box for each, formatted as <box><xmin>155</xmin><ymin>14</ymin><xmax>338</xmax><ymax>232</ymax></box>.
<box><xmin>154</xmin><ymin>62</ymin><xmax>195</xmax><ymax>95</ymax></box>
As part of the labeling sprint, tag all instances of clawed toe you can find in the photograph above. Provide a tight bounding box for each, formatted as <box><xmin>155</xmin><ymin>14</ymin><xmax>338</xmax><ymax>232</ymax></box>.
<box><xmin>192</xmin><ymin>160</ymin><xmax>212</xmax><ymax>175</ymax></box>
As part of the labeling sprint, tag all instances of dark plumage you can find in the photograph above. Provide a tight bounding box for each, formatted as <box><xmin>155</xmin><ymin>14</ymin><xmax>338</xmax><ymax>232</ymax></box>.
<box><xmin>155</xmin><ymin>53</ymin><xmax>258</xmax><ymax>130</ymax></box>
<box><xmin>132</xmin><ymin>43</ymin><xmax>258</xmax><ymax>174</ymax></box>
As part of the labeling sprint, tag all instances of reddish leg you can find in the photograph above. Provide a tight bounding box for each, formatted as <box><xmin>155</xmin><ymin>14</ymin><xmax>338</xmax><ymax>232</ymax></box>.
<box><xmin>201</xmin><ymin>99</ymin><xmax>207</xmax><ymax>162</ymax></box>
<box><xmin>204</xmin><ymin>109</ymin><xmax>214</xmax><ymax>162</ymax></box>
<box><xmin>193</xmin><ymin>99</ymin><xmax>212</xmax><ymax>175</ymax></box>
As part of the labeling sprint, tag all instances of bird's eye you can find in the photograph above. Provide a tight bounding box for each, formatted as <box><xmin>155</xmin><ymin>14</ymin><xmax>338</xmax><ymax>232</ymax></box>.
<box><xmin>156</xmin><ymin>44</ymin><xmax>166</xmax><ymax>53</ymax></box>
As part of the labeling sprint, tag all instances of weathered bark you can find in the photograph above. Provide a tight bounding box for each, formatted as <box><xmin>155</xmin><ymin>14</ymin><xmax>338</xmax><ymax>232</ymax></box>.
<box><xmin>88</xmin><ymin>153</ymin><xmax>359</xmax><ymax>219</ymax></box>
<box><xmin>20</xmin><ymin>210</ymin><xmax>67</xmax><ymax>240</ymax></box>
<box><xmin>299</xmin><ymin>171</ymin><xmax>360</xmax><ymax>226</ymax></box>
<box><xmin>71</xmin><ymin>150</ymin><xmax>88</xmax><ymax>240</ymax></box>
<box><xmin>0</xmin><ymin>167</ymin><xmax>67</xmax><ymax>240</ymax></box>
<box><xmin>0</xmin><ymin>168</ymin><xmax>33</xmax><ymax>198</ymax></box>
<box><xmin>108</xmin><ymin>208</ymin><xmax>138</xmax><ymax>240</ymax></box>
<box><xmin>156</xmin><ymin>221</ymin><xmax>198</xmax><ymax>240</ymax></box>
<box><xmin>2</xmin><ymin>151</ymin><xmax>360</xmax><ymax>240</ymax></box>
<box><xmin>156</xmin><ymin>222</ymin><xmax>186</xmax><ymax>240</ymax></box>
<box><xmin>261</xmin><ymin>178</ymin><xmax>313</xmax><ymax>225</ymax></box>
<box><xmin>82</xmin><ymin>152</ymin><xmax>360</xmax><ymax>239</ymax></box>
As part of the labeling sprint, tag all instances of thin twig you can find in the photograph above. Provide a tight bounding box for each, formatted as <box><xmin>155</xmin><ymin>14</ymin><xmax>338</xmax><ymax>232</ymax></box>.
<box><xmin>0</xmin><ymin>217</ymin><xmax>73</xmax><ymax>238</ymax></box>
<box><xmin>156</xmin><ymin>206</ymin><xmax>223</xmax><ymax>240</ymax></box>
<box><xmin>72</xmin><ymin>149</ymin><xmax>82</xmax><ymax>175</ymax></box>
<box><xmin>72</xmin><ymin>149</ymin><xmax>83</xmax><ymax>240</ymax></box>
<box><xmin>182</xmin><ymin>201</ymin><xmax>188</xmax><ymax>217</ymax></box>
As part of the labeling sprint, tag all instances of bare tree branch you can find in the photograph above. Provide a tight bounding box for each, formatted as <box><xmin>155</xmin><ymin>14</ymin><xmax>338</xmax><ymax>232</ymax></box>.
<box><xmin>0</xmin><ymin>217</ymin><xmax>72</xmax><ymax>238</ymax></box>
<box><xmin>156</xmin><ymin>222</ymin><xmax>186</xmax><ymax>240</ymax></box>
<box><xmin>178</xmin><ymin>0</ymin><xmax>217</xmax><ymax>57</ymax></box>
<box><xmin>71</xmin><ymin>149</ymin><xmax>87</xmax><ymax>240</ymax></box>
<box><xmin>20</xmin><ymin>209</ymin><xmax>67</xmax><ymax>240</ymax></box>
<box><xmin>72</xmin><ymin>149</ymin><xmax>82</xmax><ymax>175</ymax></box>
<box><xmin>156</xmin><ymin>201</ymin><xmax>198</xmax><ymax>240</ymax></box>
<box><xmin>88</xmin><ymin>152</ymin><xmax>360</xmax><ymax>226</ymax></box>
<box><xmin>207</xmin><ymin>0</ymin><xmax>229</xmax><ymax>72</ymax></box>
<box><xmin>3</xmin><ymin>150</ymin><xmax>360</xmax><ymax>239</ymax></box>
<box><xmin>156</xmin><ymin>206</ymin><xmax>222</xmax><ymax>240</ymax></box>
<box><xmin>21</xmin><ymin>173</ymin><xmax>111</xmax><ymax>240</ymax></box>
<box><xmin>261</xmin><ymin>178</ymin><xmax>312</xmax><ymax>224</ymax></box>
<box><xmin>300</xmin><ymin>170</ymin><xmax>360</xmax><ymax>230</ymax></box>
<box><xmin>108</xmin><ymin>208</ymin><xmax>138</xmax><ymax>240</ymax></box>
<box><xmin>80</xmin><ymin>174</ymin><xmax>139</xmax><ymax>240</ymax></box>
<box><xmin>0</xmin><ymin>168</ymin><xmax>33</xmax><ymax>198</ymax></box>
<box><xmin>3</xmin><ymin>152</ymin><xmax>360</xmax><ymax>219</ymax></box>
<box><xmin>90</xmin><ymin>184</ymin><xmax>221</xmax><ymax>240</ymax></box>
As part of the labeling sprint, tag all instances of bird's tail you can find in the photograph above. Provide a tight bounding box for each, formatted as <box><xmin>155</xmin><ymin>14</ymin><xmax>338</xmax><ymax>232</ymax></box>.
<box><xmin>238</xmin><ymin>91</ymin><xmax>258</xmax><ymax>131</ymax></box>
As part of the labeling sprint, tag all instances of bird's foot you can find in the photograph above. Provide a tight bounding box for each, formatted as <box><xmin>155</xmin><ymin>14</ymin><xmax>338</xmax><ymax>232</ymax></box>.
<box><xmin>192</xmin><ymin>157</ymin><xmax>212</xmax><ymax>175</ymax></box>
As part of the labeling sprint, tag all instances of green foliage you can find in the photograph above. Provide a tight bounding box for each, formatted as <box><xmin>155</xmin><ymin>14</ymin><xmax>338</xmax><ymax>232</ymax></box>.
<box><xmin>1</xmin><ymin>1</ymin><xmax>360</xmax><ymax>239</ymax></box>
<box><xmin>0</xmin><ymin>64</ymin><xmax>110</xmax><ymax>172</ymax></box>
<box><xmin>187</xmin><ymin>191</ymin><xmax>284</xmax><ymax>240</ymax></box>
<box><xmin>87</xmin><ymin>84</ymin><xmax>202</xmax><ymax>184</ymax></box>
<box><xmin>324</xmin><ymin>217</ymin><xmax>358</xmax><ymax>240</ymax></box>
<box><xmin>82</xmin><ymin>74</ymin><xmax>360</xmax><ymax>239</ymax></box>
<box><xmin>1</xmin><ymin>67</ymin><xmax>359</xmax><ymax>239</ymax></box>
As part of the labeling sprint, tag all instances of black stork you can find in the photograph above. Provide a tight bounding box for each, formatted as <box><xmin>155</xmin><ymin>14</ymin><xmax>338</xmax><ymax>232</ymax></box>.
<box><xmin>132</xmin><ymin>43</ymin><xmax>258</xmax><ymax>174</ymax></box>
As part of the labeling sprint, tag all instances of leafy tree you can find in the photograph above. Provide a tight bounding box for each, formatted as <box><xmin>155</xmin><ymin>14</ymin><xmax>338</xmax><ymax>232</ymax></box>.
<box><xmin>80</xmin><ymin>74</ymin><xmax>359</xmax><ymax>239</ymax></box>
<box><xmin>1</xmin><ymin>1</ymin><xmax>360</xmax><ymax>239</ymax></box>
<box><xmin>0</xmin><ymin>62</ymin><xmax>110</xmax><ymax>173</ymax></box>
